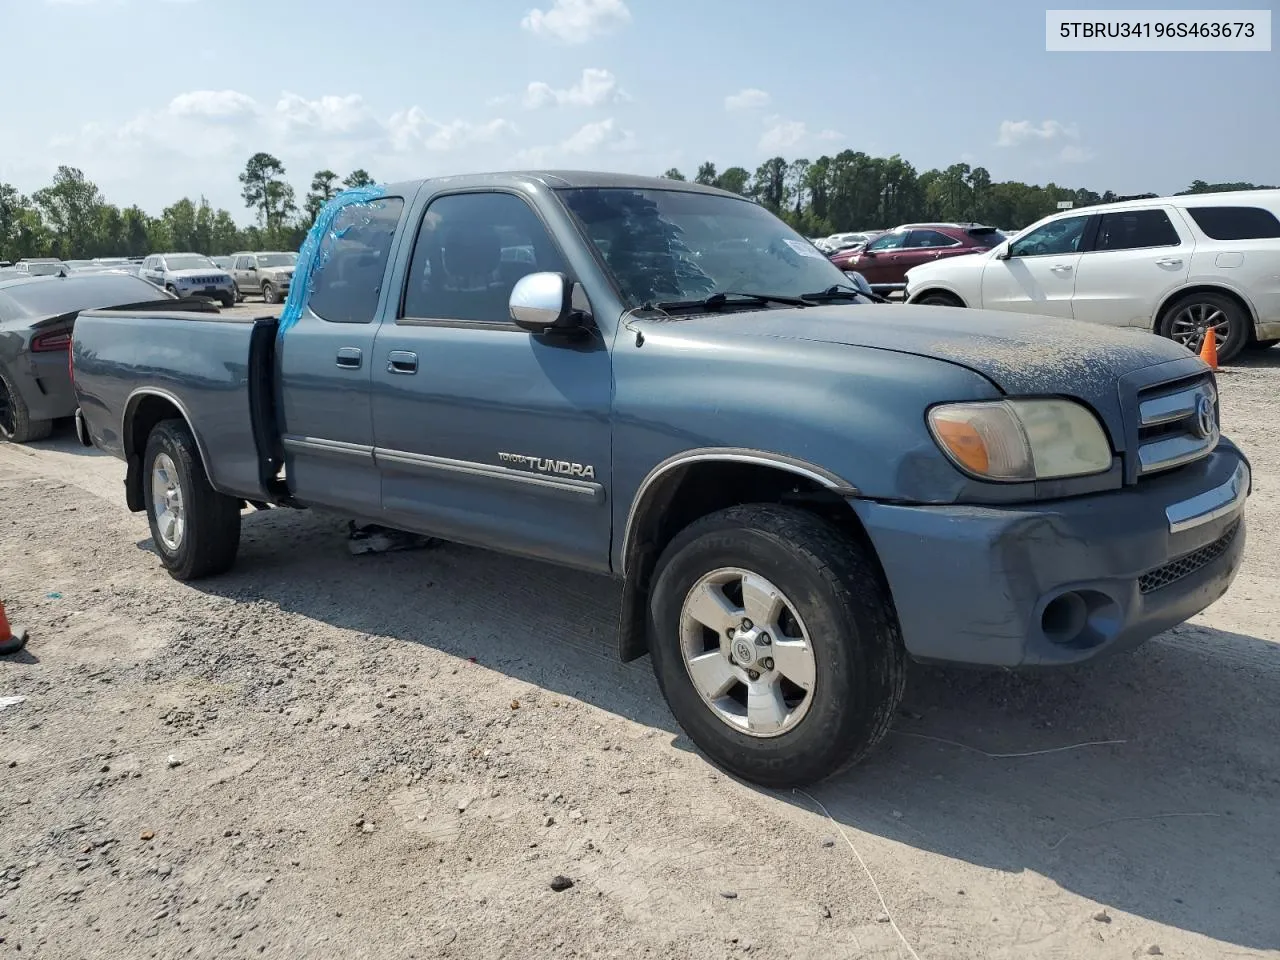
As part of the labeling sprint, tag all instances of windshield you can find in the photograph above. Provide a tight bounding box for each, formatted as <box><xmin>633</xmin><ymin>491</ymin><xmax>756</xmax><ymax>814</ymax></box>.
<box><xmin>559</xmin><ymin>188</ymin><xmax>851</xmax><ymax>308</ymax></box>
<box><xmin>255</xmin><ymin>253</ymin><xmax>296</xmax><ymax>267</ymax></box>
<box><xmin>0</xmin><ymin>274</ymin><xmax>160</xmax><ymax>321</ymax></box>
<box><xmin>22</xmin><ymin>261</ymin><xmax>66</xmax><ymax>276</ymax></box>
<box><xmin>165</xmin><ymin>255</ymin><xmax>217</xmax><ymax>271</ymax></box>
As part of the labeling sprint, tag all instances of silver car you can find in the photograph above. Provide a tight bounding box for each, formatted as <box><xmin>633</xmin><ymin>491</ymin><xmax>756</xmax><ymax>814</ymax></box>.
<box><xmin>138</xmin><ymin>253</ymin><xmax>236</xmax><ymax>307</ymax></box>
<box><xmin>229</xmin><ymin>251</ymin><xmax>297</xmax><ymax>304</ymax></box>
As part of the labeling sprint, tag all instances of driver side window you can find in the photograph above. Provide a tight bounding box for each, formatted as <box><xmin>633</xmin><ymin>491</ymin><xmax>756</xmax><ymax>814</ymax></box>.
<box><xmin>1010</xmin><ymin>215</ymin><xmax>1089</xmax><ymax>258</ymax></box>
<box><xmin>866</xmin><ymin>232</ymin><xmax>908</xmax><ymax>252</ymax></box>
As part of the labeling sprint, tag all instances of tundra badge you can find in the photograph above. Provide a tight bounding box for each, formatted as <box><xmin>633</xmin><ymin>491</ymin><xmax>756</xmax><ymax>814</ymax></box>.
<box><xmin>498</xmin><ymin>452</ymin><xmax>596</xmax><ymax>480</ymax></box>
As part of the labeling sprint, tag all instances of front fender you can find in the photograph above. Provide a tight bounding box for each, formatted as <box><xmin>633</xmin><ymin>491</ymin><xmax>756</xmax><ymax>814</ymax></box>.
<box><xmin>608</xmin><ymin>327</ymin><xmax>1003</xmax><ymax>573</ymax></box>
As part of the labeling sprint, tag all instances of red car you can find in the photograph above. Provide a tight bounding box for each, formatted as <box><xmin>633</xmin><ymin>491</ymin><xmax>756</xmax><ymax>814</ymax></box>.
<box><xmin>830</xmin><ymin>223</ymin><xmax>1005</xmax><ymax>294</ymax></box>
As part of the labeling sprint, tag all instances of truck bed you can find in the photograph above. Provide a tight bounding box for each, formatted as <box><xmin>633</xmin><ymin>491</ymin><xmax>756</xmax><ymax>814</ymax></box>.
<box><xmin>73</xmin><ymin>309</ymin><xmax>285</xmax><ymax>504</ymax></box>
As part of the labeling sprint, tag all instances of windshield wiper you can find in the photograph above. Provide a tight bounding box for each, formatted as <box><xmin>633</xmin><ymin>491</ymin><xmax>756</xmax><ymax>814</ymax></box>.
<box><xmin>653</xmin><ymin>291</ymin><xmax>812</xmax><ymax>312</ymax></box>
<box><xmin>800</xmin><ymin>285</ymin><xmax>890</xmax><ymax>305</ymax></box>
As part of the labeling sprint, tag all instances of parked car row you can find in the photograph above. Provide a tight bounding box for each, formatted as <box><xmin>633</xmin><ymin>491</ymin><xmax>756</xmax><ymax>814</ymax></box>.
<box><xmin>830</xmin><ymin>222</ymin><xmax>1007</xmax><ymax>293</ymax></box>
<box><xmin>903</xmin><ymin>190</ymin><xmax>1280</xmax><ymax>363</ymax></box>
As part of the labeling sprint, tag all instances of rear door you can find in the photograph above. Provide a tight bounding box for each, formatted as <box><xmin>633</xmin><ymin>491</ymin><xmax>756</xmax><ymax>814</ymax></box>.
<box><xmin>903</xmin><ymin>228</ymin><xmax>964</xmax><ymax>273</ymax></box>
<box><xmin>980</xmin><ymin>214</ymin><xmax>1090</xmax><ymax>318</ymax></box>
<box><xmin>369</xmin><ymin>189</ymin><xmax>613</xmax><ymax>572</ymax></box>
<box><xmin>139</xmin><ymin>256</ymin><xmax>164</xmax><ymax>287</ymax></box>
<box><xmin>275</xmin><ymin>195</ymin><xmax>407</xmax><ymax>512</ymax></box>
<box><xmin>1072</xmin><ymin>207</ymin><xmax>1192</xmax><ymax>327</ymax></box>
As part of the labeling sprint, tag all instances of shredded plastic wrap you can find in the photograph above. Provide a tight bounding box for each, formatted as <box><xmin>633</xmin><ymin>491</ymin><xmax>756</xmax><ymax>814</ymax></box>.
<box><xmin>276</xmin><ymin>184</ymin><xmax>388</xmax><ymax>339</ymax></box>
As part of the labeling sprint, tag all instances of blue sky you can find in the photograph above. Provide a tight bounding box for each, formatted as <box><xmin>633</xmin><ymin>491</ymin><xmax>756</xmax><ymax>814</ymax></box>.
<box><xmin>1</xmin><ymin>0</ymin><xmax>1275</xmax><ymax>223</ymax></box>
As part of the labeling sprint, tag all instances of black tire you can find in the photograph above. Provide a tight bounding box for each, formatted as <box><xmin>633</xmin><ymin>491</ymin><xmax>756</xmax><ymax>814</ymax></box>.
<box><xmin>0</xmin><ymin>369</ymin><xmax>53</xmax><ymax>444</ymax></box>
<box><xmin>219</xmin><ymin>293</ymin><xmax>234</xmax><ymax>309</ymax></box>
<box><xmin>261</xmin><ymin>282</ymin><xmax>277</xmax><ymax>305</ymax></box>
<box><xmin>165</xmin><ymin>284</ymin><xmax>178</xmax><ymax>298</ymax></box>
<box><xmin>143</xmin><ymin>419</ymin><xmax>241</xmax><ymax>580</ymax></box>
<box><xmin>233</xmin><ymin>283</ymin><xmax>244</xmax><ymax>303</ymax></box>
<box><xmin>647</xmin><ymin>504</ymin><xmax>906</xmax><ymax>787</ymax></box>
<box><xmin>915</xmin><ymin>291</ymin><xmax>965</xmax><ymax>307</ymax></box>
<box><xmin>1158</xmin><ymin>291</ymin><xmax>1250</xmax><ymax>364</ymax></box>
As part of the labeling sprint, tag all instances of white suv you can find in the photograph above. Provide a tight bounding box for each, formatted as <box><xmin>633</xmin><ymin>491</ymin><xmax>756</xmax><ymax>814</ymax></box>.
<box><xmin>904</xmin><ymin>190</ymin><xmax>1280</xmax><ymax>363</ymax></box>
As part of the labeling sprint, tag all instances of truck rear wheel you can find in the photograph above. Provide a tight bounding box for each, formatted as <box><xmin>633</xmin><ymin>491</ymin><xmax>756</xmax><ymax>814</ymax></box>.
<box><xmin>143</xmin><ymin>419</ymin><xmax>241</xmax><ymax>580</ymax></box>
<box><xmin>647</xmin><ymin>504</ymin><xmax>906</xmax><ymax>787</ymax></box>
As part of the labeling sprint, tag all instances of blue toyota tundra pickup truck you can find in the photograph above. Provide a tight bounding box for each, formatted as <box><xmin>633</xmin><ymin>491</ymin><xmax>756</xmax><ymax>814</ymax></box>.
<box><xmin>70</xmin><ymin>172</ymin><xmax>1251</xmax><ymax>787</ymax></box>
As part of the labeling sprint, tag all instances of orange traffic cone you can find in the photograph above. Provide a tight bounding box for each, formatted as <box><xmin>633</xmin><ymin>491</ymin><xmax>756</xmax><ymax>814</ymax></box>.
<box><xmin>0</xmin><ymin>602</ymin><xmax>27</xmax><ymax>656</ymax></box>
<box><xmin>1199</xmin><ymin>328</ymin><xmax>1219</xmax><ymax>370</ymax></box>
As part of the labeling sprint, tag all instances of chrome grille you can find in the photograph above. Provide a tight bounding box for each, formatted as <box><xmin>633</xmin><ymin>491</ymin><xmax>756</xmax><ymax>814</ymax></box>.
<box><xmin>1136</xmin><ymin>375</ymin><xmax>1218</xmax><ymax>476</ymax></box>
<box><xmin>1138</xmin><ymin>521</ymin><xmax>1239</xmax><ymax>594</ymax></box>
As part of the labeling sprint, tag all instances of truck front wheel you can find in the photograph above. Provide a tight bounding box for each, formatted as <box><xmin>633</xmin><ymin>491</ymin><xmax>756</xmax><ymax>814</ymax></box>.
<box><xmin>648</xmin><ymin>504</ymin><xmax>906</xmax><ymax>787</ymax></box>
<box><xmin>143</xmin><ymin>419</ymin><xmax>241</xmax><ymax>580</ymax></box>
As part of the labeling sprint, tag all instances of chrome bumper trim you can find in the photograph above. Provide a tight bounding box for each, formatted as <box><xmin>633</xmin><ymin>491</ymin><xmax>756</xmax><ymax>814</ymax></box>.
<box><xmin>1166</xmin><ymin>460</ymin><xmax>1250</xmax><ymax>534</ymax></box>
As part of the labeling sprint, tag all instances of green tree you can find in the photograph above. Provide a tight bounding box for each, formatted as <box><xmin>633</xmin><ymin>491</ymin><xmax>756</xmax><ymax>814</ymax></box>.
<box><xmin>714</xmin><ymin>167</ymin><xmax>751</xmax><ymax>195</ymax></box>
<box><xmin>752</xmin><ymin>157</ymin><xmax>790</xmax><ymax>213</ymax></box>
<box><xmin>694</xmin><ymin>162</ymin><xmax>718</xmax><ymax>186</ymax></box>
<box><xmin>305</xmin><ymin>169</ymin><xmax>340</xmax><ymax>224</ymax></box>
<box><xmin>342</xmin><ymin>169</ymin><xmax>374</xmax><ymax>190</ymax></box>
<box><xmin>660</xmin><ymin>168</ymin><xmax>687</xmax><ymax>181</ymax></box>
<box><xmin>32</xmin><ymin>166</ymin><xmax>105</xmax><ymax>258</ymax></box>
<box><xmin>239</xmin><ymin>153</ymin><xmax>295</xmax><ymax>233</ymax></box>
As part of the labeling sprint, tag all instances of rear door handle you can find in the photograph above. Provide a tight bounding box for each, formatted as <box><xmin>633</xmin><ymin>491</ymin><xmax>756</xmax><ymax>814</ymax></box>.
<box><xmin>388</xmin><ymin>351</ymin><xmax>418</xmax><ymax>375</ymax></box>
<box><xmin>1156</xmin><ymin>257</ymin><xmax>1183</xmax><ymax>267</ymax></box>
<box><xmin>335</xmin><ymin>347</ymin><xmax>363</xmax><ymax>369</ymax></box>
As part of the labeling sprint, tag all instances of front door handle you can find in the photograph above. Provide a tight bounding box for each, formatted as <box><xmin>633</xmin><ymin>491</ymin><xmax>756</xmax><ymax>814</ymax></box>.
<box><xmin>336</xmin><ymin>347</ymin><xmax>363</xmax><ymax>369</ymax></box>
<box><xmin>1050</xmin><ymin>264</ymin><xmax>1074</xmax><ymax>273</ymax></box>
<box><xmin>388</xmin><ymin>351</ymin><xmax>418</xmax><ymax>375</ymax></box>
<box><xmin>1156</xmin><ymin>257</ymin><xmax>1183</xmax><ymax>267</ymax></box>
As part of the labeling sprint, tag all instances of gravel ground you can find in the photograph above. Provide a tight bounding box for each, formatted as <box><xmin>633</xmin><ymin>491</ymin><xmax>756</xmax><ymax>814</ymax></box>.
<box><xmin>1</xmin><ymin>343</ymin><xmax>1278</xmax><ymax>960</ymax></box>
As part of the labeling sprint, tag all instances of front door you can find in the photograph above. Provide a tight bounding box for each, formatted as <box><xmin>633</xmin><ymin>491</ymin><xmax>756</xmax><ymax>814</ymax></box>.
<box><xmin>370</xmin><ymin>189</ymin><xmax>613</xmax><ymax>573</ymax></box>
<box><xmin>980</xmin><ymin>214</ymin><xmax>1091</xmax><ymax>318</ymax></box>
<box><xmin>233</xmin><ymin>256</ymin><xmax>260</xmax><ymax>294</ymax></box>
<box><xmin>855</xmin><ymin>231</ymin><xmax>910</xmax><ymax>287</ymax></box>
<box><xmin>275</xmin><ymin>195</ymin><xmax>406</xmax><ymax>513</ymax></box>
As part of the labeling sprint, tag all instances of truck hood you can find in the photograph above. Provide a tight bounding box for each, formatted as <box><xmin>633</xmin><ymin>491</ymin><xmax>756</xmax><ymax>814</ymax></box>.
<box><xmin>632</xmin><ymin>303</ymin><xmax>1206</xmax><ymax>448</ymax></box>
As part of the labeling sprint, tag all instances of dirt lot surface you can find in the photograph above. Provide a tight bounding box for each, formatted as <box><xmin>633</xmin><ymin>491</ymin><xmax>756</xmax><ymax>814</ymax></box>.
<box><xmin>1</xmin><ymin>337</ymin><xmax>1278</xmax><ymax>960</ymax></box>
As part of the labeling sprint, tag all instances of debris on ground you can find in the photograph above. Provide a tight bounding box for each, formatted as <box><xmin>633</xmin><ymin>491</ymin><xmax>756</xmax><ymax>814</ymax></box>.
<box><xmin>347</xmin><ymin>523</ymin><xmax>440</xmax><ymax>557</ymax></box>
<box><xmin>549</xmin><ymin>875</ymin><xmax>574</xmax><ymax>892</ymax></box>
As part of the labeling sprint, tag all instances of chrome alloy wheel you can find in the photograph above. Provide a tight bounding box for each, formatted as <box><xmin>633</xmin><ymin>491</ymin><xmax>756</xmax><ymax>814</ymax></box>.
<box><xmin>1169</xmin><ymin>301</ymin><xmax>1230</xmax><ymax>353</ymax></box>
<box><xmin>151</xmin><ymin>452</ymin><xmax>186</xmax><ymax>551</ymax></box>
<box><xmin>679</xmin><ymin>567</ymin><xmax>817</xmax><ymax>738</ymax></box>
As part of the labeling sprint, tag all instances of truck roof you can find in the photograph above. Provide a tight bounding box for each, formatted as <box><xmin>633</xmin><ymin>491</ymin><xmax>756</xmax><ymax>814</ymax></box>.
<box><xmin>381</xmin><ymin>170</ymin><xmax>741</xmax><ymax>199</ymax></box>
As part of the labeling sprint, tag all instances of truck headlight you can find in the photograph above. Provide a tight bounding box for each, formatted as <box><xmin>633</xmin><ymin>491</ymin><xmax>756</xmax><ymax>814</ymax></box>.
<box><xmin>927</xmin><ymin>399</ymin><xmax>1112</xmax><ymax>482</ymax></box>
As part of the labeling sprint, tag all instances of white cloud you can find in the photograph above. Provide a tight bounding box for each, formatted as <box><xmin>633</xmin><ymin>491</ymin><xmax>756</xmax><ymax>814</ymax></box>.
<box><xmin>521</xmin><ymin>0</ymin><xmax>631</xmax><ymax>43</ymax></box>
<box><xmin>996</xmin><ymin>119</ymin><xmax>1080</xmax><ymax>147</ymax></box>
<box><xmin>523</xmin><ymin>68</ymin><xmax>626</xmax><ymax>108</ymax></box>
<box><xmin>759</xmin><ymin>120</ymin><xmax>806</xmax><ymax>152</ymax></box>
<box><xmin>168</xmin><ymin>90</ymin><xmax>260</xmax><ymax>122</ymax></box>
<box><xmin>515</xmin><ymin>117</ymin><xmax>635</xmax><ymax>166</ymax></box>
<box><xmin>817</xmin><ymin>129</ymin><xmax>844</xmax><ymax>142</ymax></box>
<box><xmin>389</xmin><ymin>108</ymin><xmax>518</xmax><ymax>152</ymax></box>
<box><xmin>725</xmin><ymin>88</ymin><xmax>771</xmax><ymax>111</ymax></box>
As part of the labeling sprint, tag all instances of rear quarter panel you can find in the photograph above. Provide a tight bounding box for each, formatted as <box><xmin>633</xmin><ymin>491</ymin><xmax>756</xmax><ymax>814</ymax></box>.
<box><xmin>73</xmin><ymin>311</ymin><xmax>265</xmax><ymax>499</ymax></box>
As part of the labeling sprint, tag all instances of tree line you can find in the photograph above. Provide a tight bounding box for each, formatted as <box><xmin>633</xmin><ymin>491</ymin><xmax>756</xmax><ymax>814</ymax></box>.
<box><xmin>659</xmin><ymin>155</ymin><xmax>1273</xmax><ymax>236</ymax></box>
<box><xmin>0</xmin><ymin>154</ymin><xmax>373</xmax><ymax>262</ymax></box>
<box><xmin>1</xmin><ymin>147</ymin><xmax>1273</xmax><ymax>262</ymax></box>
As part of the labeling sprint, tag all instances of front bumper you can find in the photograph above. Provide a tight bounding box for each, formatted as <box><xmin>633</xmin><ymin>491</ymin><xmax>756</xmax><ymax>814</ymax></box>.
<box><xmin>853</xmin><ymin>443</ymin><xmax>1250</xmax><ymax>667</ymax></box>
<box><xmin>175</xmin><ymin>281</ymin><xmax>235</xmax><ymax>299</ymax></box>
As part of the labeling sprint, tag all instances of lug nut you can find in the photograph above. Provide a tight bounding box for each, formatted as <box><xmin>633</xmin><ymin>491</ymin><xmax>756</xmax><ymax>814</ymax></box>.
<box><xmin>756</xmin><ymin>633</ymin><xmax>771</xmax><ymax>646</ymax></box>
<box><xmin>726</xmin><ymin>627</ymin><xmax>735</xmax><ymax>639</ymax></box>
<box><xmin>763</xmin><ymin>658</ymin><xmax>774</xmax><ymax>670</ymax></box>
<box><xmin>747</xmin><ymin>670</ymin><xmax>760</xmax><ymax>681</ymax></box>
<box><xmin>741</xmin><ymin>618</ymin><xmax>753</xmax><ymax>631</ymax></box>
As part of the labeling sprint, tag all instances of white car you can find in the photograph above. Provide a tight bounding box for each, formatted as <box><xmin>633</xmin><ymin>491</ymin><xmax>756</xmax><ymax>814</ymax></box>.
<box><xmin>904</xmin><ymin>190</ymin><xmax>1280</xmax><ymax>363</ymax></box>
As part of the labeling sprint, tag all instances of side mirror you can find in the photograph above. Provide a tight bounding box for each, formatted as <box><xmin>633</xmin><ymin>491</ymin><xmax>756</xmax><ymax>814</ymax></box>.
<box><xmin>248</xmin><ymin>266</ymin><xmax>257</xmax><ymax>272</ymax></box>
<box><xmin>842</xmin><ymin>270</ymin><xmax>873</xmax><ymax>296</ymax></box>
<box><xmin>861</xmin><ymin>250</ymin><xmax>877</xmax><ymax>258</ymax></box>
<box><xmin>995</xmin><ymin>242</ymin><xmax>1014</xmax><ymax>260</ymax></box>
<box><xmin>509</xmin><ymin>272</ymin><xmax>584</xmax><ymax>334</ymax></box>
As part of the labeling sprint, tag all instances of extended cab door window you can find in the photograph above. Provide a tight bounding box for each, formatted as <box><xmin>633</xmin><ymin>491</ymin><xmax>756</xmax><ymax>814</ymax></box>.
<box><xmin>307</xmin><ymin>197</ymin><xmax>405</xmax><ymax>323</ymax></box>
<box><xmin>1073</xmin><ymin>207</ymin><xmax>1192</xmax><ymax>328</ymax></box>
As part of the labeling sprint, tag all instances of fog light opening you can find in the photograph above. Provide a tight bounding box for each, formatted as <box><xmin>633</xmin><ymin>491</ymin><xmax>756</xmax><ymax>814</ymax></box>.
<box><xmin>1042</xmin><ymin>592</ymin><xmax>1088</xmax><ymax>646</ymax></box>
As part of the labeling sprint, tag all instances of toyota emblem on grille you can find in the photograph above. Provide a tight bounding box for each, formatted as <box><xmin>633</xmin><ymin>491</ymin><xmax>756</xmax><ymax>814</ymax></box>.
<box><xmin>1194</xmin><ymin>394</ymin><xmax>1216</xmax><ymax>439</ymax></box>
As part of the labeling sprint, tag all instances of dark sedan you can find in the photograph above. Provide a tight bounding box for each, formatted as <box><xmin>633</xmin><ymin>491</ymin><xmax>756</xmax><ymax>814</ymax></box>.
<box><xmin>0</xmin><ymin>272</ymin><xmax>177</xmax><ymax>443</ymax></box>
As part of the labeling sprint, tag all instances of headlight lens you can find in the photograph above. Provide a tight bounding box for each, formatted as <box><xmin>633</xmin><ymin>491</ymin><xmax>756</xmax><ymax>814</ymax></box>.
<box><xmin>928</xmin><ymin>399</ymin><xmax>1112</xmax><ymax>482</ymax></box>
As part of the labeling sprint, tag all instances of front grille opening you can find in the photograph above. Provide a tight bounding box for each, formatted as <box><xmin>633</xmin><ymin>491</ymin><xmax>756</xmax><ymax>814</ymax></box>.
<box><xmin>1139</xmin><ymin>521</ymin><xmax>1239</xmax><ymax>594</ymax></box>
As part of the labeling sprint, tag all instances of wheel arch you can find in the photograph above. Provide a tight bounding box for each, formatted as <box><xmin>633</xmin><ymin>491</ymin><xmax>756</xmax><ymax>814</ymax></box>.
<box><xmin>122</xmin><ymin>388</ymin><xmax>211</xmax><ymax>513</ymax></box>
<box><xmin>1153</xmin><ymin>283</ymin><xmax>1260</xmax><ymax>338</ymax></box>
<box><xmin>908</xmin><ymin>286</ymin><xmax>968</xmax><ymax>307</ymax></box>
<box><xmin>615</xmin><ymin>450</ymin><xmax>883</xmax><ymax>662</ymax></box>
